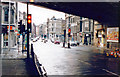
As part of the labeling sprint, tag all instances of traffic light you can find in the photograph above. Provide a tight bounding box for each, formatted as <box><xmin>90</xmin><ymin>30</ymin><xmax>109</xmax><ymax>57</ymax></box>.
<box><xmin>68</xmin><ymin>28</ymin><xmax>71</xmax><ymax>37</ymax></box>
<box><xmin>18</xmin><ymin>20</ymin><xmax>22</xmax><ymax>34</ymax></box>
<box><xmin>68</xmin><ymin>28</ymin><xmax>71</xmax><ymax>33</ymax></box>
<box><xmin>27</xmin><ymin>14</ymin><xmax>32</xmax><ymax>33</ymax></box>
<box><xmin>21</xmin><ymin>24</ymin><xmax>25</xmax><ymax>33</ymax></box>
<box><xmin>2</xmin><ymin>26</ymin><xmax>7</xmax><ymax>34</ymax></box>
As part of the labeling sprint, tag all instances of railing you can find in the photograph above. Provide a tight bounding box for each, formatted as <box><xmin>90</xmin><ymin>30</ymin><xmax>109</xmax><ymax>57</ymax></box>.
<box><xmin>31</xmin><ymin>43</ymin><xmax>47</xmax><ymax>77</ymax></box>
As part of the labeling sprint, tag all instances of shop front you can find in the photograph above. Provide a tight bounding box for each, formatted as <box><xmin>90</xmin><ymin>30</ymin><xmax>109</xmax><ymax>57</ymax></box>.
<box><xmin>94</xmin><ymin>24</ymin><xmax>106</xmax><ymax>47</ymax></box>
<box><xmin>83</xmin><ymin>33</ymin><xmax>92</xmax><ymax>45</ymax></box>
<box><xmin>2</xmin><ymin>25</ymin><xmax>16</xmax><ymax>48</ymax></box>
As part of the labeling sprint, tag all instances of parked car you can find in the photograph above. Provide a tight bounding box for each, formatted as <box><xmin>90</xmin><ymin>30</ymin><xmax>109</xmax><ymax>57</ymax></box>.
<box><xmin>36</xmin><ymin>36</ymin><xmax>40</xmax><ymax>40</ymax></box>
<box><xmin>75</xmin><ymin>41</ymin><xmax>80</xmax><ymax>45</ymax></box>
<box><xmin>33</xmin><ymin>38</ymin><xmax>38</xmax><ymax>42</ymax></box>
<box><xmin>41</xmin><ymin>38</ymin><xmax>44</xmax><ymax>42</ymax></box>
<box><xmin>31</xmin><ymin>38</ymin><xmax>33</xmax><ymax>41</ymax></box>
<box><xmin>70</xmin><ymin>41</ymin><xmax>77</xmax><ymax>46</ymax></box>
<box><xmin>54</xmin><ymin>40</ymin><xmax>60</xmax><ymax>44</ymax></box>
<box><xmin>51</xmin><ymin>39</ymin><xmax>54</xmax><ymax>43</ymax></box>
<box><xmin>44</xmin><ymin>39</ymin><xmax>48</xmax><ymax>43</ymax></box>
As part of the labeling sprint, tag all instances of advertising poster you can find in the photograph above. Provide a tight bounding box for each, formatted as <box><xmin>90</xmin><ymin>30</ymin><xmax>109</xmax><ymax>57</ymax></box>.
<box><xmin>107</xmin><ymin>27</ymin><xmax>119</xmax><ymax>42</ymax></box>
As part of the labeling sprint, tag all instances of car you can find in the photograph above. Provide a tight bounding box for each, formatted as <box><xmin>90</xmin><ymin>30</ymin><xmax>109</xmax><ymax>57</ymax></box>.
<box><xmin>36</xmin><ymin>36</ymin><xmax>40</xmax><ymax>40</ymax></box>
<box><xmin>44</xmin><ymin>39</ymin><xmax>48</xmax><ymax>43</ymax></box>
<box><xmin>41</xmin><ymin>38</ymin><xmax>45</xmax><ymax>42</ymax></box>
<box><xmin>31</xmin><ymin>38</ymin><xmax>33</xmax><ymax>41</ymax></box>
<box><xmin>54</xmin><ymin>40</ymin><xmax>60</xmax><ymax>44</ymax></box>
<box><xmin>33</xmin><ymin>38</ymin><xmax>38</xmax><ymax>42</ymax></box>
<box><xmin>70</xmin><ymin>41</ymin><xmax>77</xmax><ymax>46</ymax></box>
<box><xmin>51</xmin><ymin>39</ymin><xmax>54</xmax><ymax>43</ymax></box>
<box><xmin>75</xmin><ymin>41</ymin><xmax>80</xmax><ymax>45</ymax></box>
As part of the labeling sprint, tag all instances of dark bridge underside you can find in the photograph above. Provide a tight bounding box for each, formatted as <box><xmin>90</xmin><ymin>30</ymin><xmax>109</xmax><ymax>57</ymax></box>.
<box><xmin>29</xmin><ymin>2</ymin><xmax>120</xmax><ymax>27</ymax></box>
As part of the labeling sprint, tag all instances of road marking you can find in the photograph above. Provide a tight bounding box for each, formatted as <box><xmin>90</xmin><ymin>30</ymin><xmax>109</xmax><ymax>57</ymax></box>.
<box><xmin>102</xmin><ymin>69</ymin><xmax>120</xmax><ymax>77</ymax></box>
<box><xmin>78</xmin><ymin>59</ymin><xmax>92</xmax><ymax>66</ymax></box>
<box><xmin>78</xmin><ymin>59</ymin><xmax>120</xmax><ymax>76</ymax></box>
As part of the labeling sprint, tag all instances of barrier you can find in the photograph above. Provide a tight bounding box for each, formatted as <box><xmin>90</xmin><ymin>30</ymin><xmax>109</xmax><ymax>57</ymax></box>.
<box><xmin>31</xmin><ymin>43</ymin><xmax>47</xmax><ymax>77</ymax></box>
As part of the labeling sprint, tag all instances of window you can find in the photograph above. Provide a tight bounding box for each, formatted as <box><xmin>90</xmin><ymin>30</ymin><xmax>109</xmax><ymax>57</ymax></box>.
<box><xmin>84</xmin><ymin>21</ymin><xmax>89</xmax><ymax>31</ymax></box>
<box><xmin>4</xmin><ymin>6</ymin><xmax>14</xmax><ymax>24</ymax></box>
<box><xmin>80</xmin><ymin>17</ymin><xmax>82</xmax><ymax>20</ymax></box>
<box><xmin>4</xmin><ymin>9</ymin><xmax>8</xmax><ymax>22</ymax></box>
<box><xmin>52</xmin><ymin>28</ymin><xmax>54</xmax><ymax>31</ymax></box>
<box><xmin>80</xmin><ymin>21</ymin><xmax>82</xmax><ymax>32</ymax></box>
<box><xmin>73</xmin><ymin>18</ymin><xmax>75</xmax><ymax>23</ymax></box>
<box><xmin>71</xmin><ymin>18</ymin><xmax>72</xmax><ymax>23</ymax></box>
<box><xmin>11</xmin><ymin>9</ymin><xmax>14</xmax><ymax>24</ymax></box>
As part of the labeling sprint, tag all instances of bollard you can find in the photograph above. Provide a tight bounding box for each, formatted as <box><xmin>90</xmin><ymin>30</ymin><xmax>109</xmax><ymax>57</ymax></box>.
<box><xmin>110</xmin><ymin>51</ymin><xmax>113</xmax><ymax>56</ymax></box>
<box><xmin>114</xmin><ymin>51</ymin><xmax>117</xmax><ymax>58</ymax></box>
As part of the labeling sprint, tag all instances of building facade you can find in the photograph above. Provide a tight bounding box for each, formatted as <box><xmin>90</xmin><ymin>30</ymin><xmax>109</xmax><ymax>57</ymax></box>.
<box><xmin>39</xmin><ymin>23</ymin><xmax>47</xmax><ymax>39</ymax></box>
<box><xmin>82</xmin><ymin>18</ymin><xmax>94</xmax><ymax>45</ymax></box>
<box><xmin>65</xmin><ymin>14</ymin><xmax>94</xmax><ymax>45</ymax></box>
<box><xmin>1</xmin><ymin>2</ymin><xmax>17</xmax><ymax>48</ymax></box>
<box><xmin>32</xmin><ymin>23</ymin><xmax>36</xmax><ymax>38</ymax></box>
<box><xmin>47</xmin><ymin>16</ymin><xmax>65</xmax><ymax>41</ymax></box>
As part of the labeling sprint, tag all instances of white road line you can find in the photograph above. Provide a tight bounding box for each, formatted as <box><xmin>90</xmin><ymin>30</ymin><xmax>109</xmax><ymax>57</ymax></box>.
<box><xmin>78</xmin><ymin>59</ymin><xmax>92</xmax><ymax>66</ymax></box>
<box><xmin>102</xmin><ymin>69</ymin><xmax>120</xmax><ymax>77</ymax></box>
<box><xmin>79</xmin><ymin>59</ymin><xmax>120</xmax><ymax>76</ymax></box>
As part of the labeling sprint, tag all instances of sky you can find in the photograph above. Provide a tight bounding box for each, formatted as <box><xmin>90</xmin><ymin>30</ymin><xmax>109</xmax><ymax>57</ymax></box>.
<box><xmin>18</xmin><ymin>2</ymin><xmax>65</xmax><ymax>25</ymax></box>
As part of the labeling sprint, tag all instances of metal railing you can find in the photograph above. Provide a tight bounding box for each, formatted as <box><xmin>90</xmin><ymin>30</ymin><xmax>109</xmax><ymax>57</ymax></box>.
<box><xmin>31</xmin><ymin>43</ymin><xmax>47</xmax><ymax>77</ymax></box>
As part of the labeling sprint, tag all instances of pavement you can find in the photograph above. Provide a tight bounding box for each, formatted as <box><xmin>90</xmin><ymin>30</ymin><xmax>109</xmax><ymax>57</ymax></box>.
<box><xmin>1</xmin><ymin>44</ymin><xmax>40</xmax><ymax>76</ymax></box>
<box><xmin>1</xmin><ymin>45</ymin><xmax>26</xmax><ymax>59</ymax></box>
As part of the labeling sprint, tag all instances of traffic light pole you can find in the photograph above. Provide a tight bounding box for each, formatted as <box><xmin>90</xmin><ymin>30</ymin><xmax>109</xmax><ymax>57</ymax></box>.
<box><xmin>27</xmin><ymin>3</ymin><xmax>30</xmax><ymax>59</ymax></box>
<box><xmin>63</xmin><ymin>30</ymin><xmax>66</xmax><ymax>47</ymax></box>
<box><xmin>68</xmin><ymin>33</ymin><xmax>70</xmax><ymax>48</ymax></box>
<box><xmin>68</xmin><ymin>15</ymin><xmax>71</xmax><ymax>48</ymax></box>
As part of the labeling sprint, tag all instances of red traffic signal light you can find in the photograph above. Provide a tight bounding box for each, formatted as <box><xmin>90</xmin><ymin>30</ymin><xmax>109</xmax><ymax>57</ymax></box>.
<box><xmin>68</xmin><ymin>28</ymin><xmax>71</xmax><ymax>33</ymax></box>
<box><xmin>28</xmin><ymin>15</ymin><xmax>31</xmax><ymax>20</ymax></box>
<box><xmin>27</xmin><ymin>14</ymin><xmax>31</xmax><ymax>24</ymax></box>
<box><xmin>28</xmin><ymin>20</ymin><xmax>31</xmax><ymax>24</ymax></box>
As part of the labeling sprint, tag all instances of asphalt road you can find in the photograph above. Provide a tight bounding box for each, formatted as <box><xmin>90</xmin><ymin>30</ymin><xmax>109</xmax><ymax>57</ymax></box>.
<box><xmin>32</xmin><ymin>39</ymin><xmax>120</xmax><ymax>76</ymax></box>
